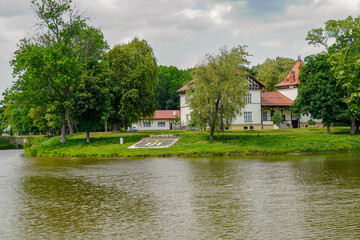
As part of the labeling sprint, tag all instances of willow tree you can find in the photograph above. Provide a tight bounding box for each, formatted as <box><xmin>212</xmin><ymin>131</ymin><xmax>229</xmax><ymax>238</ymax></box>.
<box><xmin>107</xmin><ymin>38</ymin><xmax>159</xmax><ymax>130</ymax></box>
<box><xmin>189</xmin><ymin>45</ymin><xmax>250</xmax><ymax>140</ymax></box>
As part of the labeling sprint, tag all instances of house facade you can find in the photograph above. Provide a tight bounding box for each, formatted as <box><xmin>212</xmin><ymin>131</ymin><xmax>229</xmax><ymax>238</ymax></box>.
<box><xmin>177</xmin><ymin>58</ymin><xmax>323</xmax><ymax>130</ymax></box>
<box><xmin>133</xmin><ymin>110</ymin><xmax>180</xmax><ymax>131</ymax></box>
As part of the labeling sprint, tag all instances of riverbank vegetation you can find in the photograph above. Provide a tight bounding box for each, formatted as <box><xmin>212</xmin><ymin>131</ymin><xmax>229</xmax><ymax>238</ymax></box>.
<box><xmin>25</xmin><ymin>127</ymin><xmax>360</xmax><ymax>157</ymax></box>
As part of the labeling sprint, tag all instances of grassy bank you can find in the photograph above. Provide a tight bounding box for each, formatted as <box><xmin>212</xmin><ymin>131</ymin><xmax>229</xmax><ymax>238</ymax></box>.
<box><xmin>24</xmin><ymin>127</ymin><xmax>360</xmax><ymax>158</ymax></box>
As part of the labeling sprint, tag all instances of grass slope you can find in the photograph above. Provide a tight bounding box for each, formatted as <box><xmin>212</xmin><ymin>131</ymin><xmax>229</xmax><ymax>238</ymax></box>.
<box><xmin>25</xmin><ymin>127</ymin><xmax>360</xmax><ymax>158</ymax></box>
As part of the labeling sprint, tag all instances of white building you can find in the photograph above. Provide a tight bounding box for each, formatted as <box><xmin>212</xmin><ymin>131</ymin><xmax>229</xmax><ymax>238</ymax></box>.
<box><xmin>133</xmin><ymin>110</ymin><xmax>180</xmax><ymax>131</ymax></box>
<box><xmin>177</xmin><ymin>59</ymin><xmax>323</xmax><ymax>130</ymax></box>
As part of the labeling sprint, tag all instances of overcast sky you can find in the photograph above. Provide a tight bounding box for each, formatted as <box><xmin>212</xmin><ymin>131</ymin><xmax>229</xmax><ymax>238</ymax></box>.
<box><xmin>1</xmin><ymin>0</ymin><xmax>359</xmax><ymax>99</ymax></box>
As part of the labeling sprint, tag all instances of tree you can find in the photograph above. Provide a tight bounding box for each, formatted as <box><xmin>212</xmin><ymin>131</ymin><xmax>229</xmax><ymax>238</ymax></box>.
<box><xmin>292</xmin><ymin>54</ymin><xmax>347</xmax><ymax>133</ymax></box>
<box><xmin>156</xmin><ymin>66</ymin><xmax>192</xmax><ymax>110</ymax></box>
<box><xmin>189</xmin><ymin>45</ymin><xmax>250</xmax><ymax>140</ymax></box>
<box><xmin>10</xmin><ymin>0</ymin><xmax>107</xmax><ymax>142</ymax></box>
<box><xmin>72</xmin><ymin>58</ymin><xmax>110</xmax><ymax>143</ymax></box>
<box><xmin>107</xmin><ymin>38</ymin><xmax>159</xmax><ymax>130</ymax></box>
<box><xmin>252</xmin><ymin>57</ymin><xmax>295</xmax><ymax>91</ymax></box>
<box><xmin>306</xmin><ymin>16</ymin><xmax>360</xmax><ymax>134</ymax></box>
<box><xmin>271</xmin><ymin>109</ymin><xmax>283</xmax><ymax>125</ymax></box>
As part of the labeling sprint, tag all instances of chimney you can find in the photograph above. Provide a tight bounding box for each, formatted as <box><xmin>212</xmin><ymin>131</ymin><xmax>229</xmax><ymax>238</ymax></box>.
<box><xmin>173</xmin><ymin>111</ymin><xmax>176</xmax><ymax>116</ymax></box>
<box><xmin>297</xmin><ymin>55</ymin><xmax>302</xmax><ymax>62</ymax></box>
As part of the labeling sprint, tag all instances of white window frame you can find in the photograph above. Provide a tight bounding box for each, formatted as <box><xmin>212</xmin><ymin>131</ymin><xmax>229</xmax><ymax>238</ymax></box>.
<box><xmin>244</xmin><ymin>112</ymin><xmax>252</xmax><ymax>122</ymax></box>
<box><xmin>245</xmin><ymin>93</ymin><xmax>252</xmax><ymax>104</ymax></box>
<box><xmin>143</xmin><ymin>122</ymin><xmax>151</xmax><ymax>127</ymax></box>
<box><xmin>186</xmin><ymin>114</ymin><xmax>190</xmax><ymax>121</ymax></box>
<box><xmin>262</xmin><ymin>111</ymin><xmax>268</xmax><ymax>121</ymax></box>
<box><xmin>158</xmin><ymin>122</ymin><xmax>165</xmax><ymax>127</ymax></box>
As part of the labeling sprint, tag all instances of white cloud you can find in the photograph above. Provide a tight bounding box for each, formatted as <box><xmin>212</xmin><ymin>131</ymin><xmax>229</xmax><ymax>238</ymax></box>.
<box><xmin>259</xmin><ymin>39</ymin><xmax>286</xmax><ymax>48</ymax></box>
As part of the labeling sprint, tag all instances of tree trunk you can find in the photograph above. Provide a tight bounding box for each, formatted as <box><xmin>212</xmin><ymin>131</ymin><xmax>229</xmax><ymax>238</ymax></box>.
<box><xmin>327</xmin><ymin>124</ymin><xmax>330</xmax><ymax>134</ymax></box>
<box><xmin>350</xmin><ymin>118</ymin><xmax>356</xmax><ymax>135</ymax></box>
<box><xmin>356</xmin><ymin>122</ymin><xmax>359</xmax><ymax>133</ymax></box>
<box><xmin>61</xmin><ymin>113</ymin><xmax>67</xmax><ymax>143</ymax></box>
<box><xmin>66</xmin><ymin>109</ymin><xmax>74</xmax><ymax>134</ymax></box>
<box><xmin>86</xmin><ymin>131</ymin><xmax>90</xmax><ymax>143</ymax></box>
<box><xmin>75</xmin><ymin>123</ymin><xmax>79</xmax><ymax>133</ymax></box>
<box><xmin>209</xmin><ymin>126</ymin><xmax>215</xmax><ymax>140</ymax></box>
<box><xmin>112</xmin><ymin>122</ymin><xmax>121</xmax><ymax>131</ymax></box>
<box><xmin>105</xmin><ymin>120</ymin><xmax>108</xmax><ymax>132</ymax></box>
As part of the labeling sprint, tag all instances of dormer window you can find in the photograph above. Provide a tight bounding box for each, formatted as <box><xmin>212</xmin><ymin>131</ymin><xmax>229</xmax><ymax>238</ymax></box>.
<box><xmin>290</xmin><ymin>71</ymin><xmax>295</xmax><ymax>75</ymax></box>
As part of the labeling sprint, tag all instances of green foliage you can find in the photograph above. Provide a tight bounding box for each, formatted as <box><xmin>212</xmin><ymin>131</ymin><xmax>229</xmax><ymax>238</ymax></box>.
<box><xmin>306</xmin><ymin>15</ymin><xmax>360</xmax><ymax>134</ymax></box>
<box><xmin>155</xmin><ymin>65</ymin><xmax>192</xmax><ymax>110</ymax></box>
<box><xmin>7</xmin><ymin>0</ymin><xmax>108</xmax><ymax>141</ymax></box>
<box><xmin>107</xmin><ymin>38</ymin><xmax>159</xmax><ymax>129</ymax></box>
<box><xmin>271</xmin><ymin>109</ymin><xmax>283</xmax><ymax>124</ymax></box>
<box><xmin>308</xmin><ymin>119</ymin><xmax>316</xmax><ymax>126</ymax></box>
<box><xmin>252</xmin><ymin>57</ymin><xmax>295</xmax><ymax>91</ymax></box>
<box><xmin>189</xmin><ymin>45</ymin><xmax>250</xmax><ymax>140</ymax></box>
<box><xmin>292</xmin><ymin>54</ymin><xmax>347</xmax><ymax>128</ymax></box>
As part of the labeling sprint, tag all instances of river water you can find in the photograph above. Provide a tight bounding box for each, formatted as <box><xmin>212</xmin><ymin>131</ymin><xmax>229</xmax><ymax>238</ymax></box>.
<box><xmin>1</xmin><ymin>150</ymin><xmax>360</xmax><ymax>239</ymax></box>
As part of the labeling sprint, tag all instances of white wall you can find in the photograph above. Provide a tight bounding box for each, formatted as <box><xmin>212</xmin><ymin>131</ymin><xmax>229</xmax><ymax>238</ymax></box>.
<box><xmin>277</xmin><ymin>87</ymin><xmax>298</xmax><ymax>101</ymax></box>
<box><xmin>232</xmin><ymin>90</ymin><xmax>262</xmax><ymax>125</ymax></box>
<box><xmin>179</xmin><ymin>94</ymin><xmax>191</xmax><ymax>126</ymax></box>
<box><xmin>133</xmin><ymin>120</ymin><xmax>174</xmax><ymax>131</ymax></box>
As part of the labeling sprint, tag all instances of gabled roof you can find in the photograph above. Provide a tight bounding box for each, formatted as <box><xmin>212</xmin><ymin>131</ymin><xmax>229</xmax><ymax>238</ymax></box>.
<box><xmin>176</xmin><ymin>80</ymin><xmax>194</xmax><ymax>93</ymax></box>
<box><xmin>274</xmin><ymin>60</ymin><xmax>305</xmax><ymax>88</ymax></box>
<box><xmin>176</xmin><ymin>75</ymin><xmax>264</xmax><ymax>93</ymax></box>
<box><xmin>143</xmin><ymin>110</ymin><xmax>180</xmax><ymax>120</ymax></box>
<box><xmin>261</xmin><ymin>92</ymin><xmax>294</xmax><ymax>106</ymax></box>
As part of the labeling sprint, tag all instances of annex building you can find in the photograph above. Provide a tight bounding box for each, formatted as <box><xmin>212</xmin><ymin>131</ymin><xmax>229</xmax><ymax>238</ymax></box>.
<box><xmin>177</xmin><ymin>58</ymin><xmax>323</xmax><ymax>130</ymax></box>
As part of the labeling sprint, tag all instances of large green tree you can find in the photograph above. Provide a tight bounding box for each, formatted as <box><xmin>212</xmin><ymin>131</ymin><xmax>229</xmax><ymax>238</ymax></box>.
<box><xmin>252</xmin><ymin>57</ymin><xmax>295</xmax><ymax>91</ymax></box>
<box><xmin>189</xmin><ymin>45</ymin><xmax>250</xmax><ymax>140</ymax></box>
<box><xmin>292</xmin><ymin>54</ymin><xmax>347</xmax><ymax>133</ymax></box>
<box><xmin>155</xmin><ymin>66</ymin><xmax>192</xmax><ymax>110</ymax></box>
<box><xmin>107</xmin><ymin>38</ymin><xmax>159</xmax><ymax>130</ymax></box>
<box><xmin>306</xmin><ymin>16</ymin><xmax>360</xmax><ymax>134</ymax></box>
<box><xmin>9</xmin><ymin>0</ymin><xmax>107</xmax><ymax>142</ymax></box>
<box><xmin>71</xmin><ymin>58</ymin><xmax>110</xmax><ymax>143</ymax></box>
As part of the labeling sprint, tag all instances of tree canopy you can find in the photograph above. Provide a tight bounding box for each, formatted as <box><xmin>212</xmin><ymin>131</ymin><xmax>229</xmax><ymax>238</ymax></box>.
<box><xmin>107</xmin><ymin>37</ymin><xmax>159</xmax><ymax>130</ymax></box>
<box><xmin>306</xmin><ymin>15</ymin><xmax>360</xmax><ymax>134</ymax></box>
<box><xmin>252</xmin><ymin>57</ymin><xmax>296</xmax><ymax>91</ymax></box>
<box><xmin>189</xmin><ymin>45</ymin><xmax>250</xmax><ymax>140</ymax></box>
<box><xmin>155</xmin><ymin>66</ymin><xmax>192</xmax><ymax>110</ymax></box>
<box><xmin>292</xmin><ymin>53</ymin><xmax>347</xmax><ymax>133</ymax></box>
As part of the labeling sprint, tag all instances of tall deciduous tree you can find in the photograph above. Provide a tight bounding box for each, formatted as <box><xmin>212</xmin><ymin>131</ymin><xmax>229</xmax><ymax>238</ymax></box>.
<box><xmin>10</xmin><ymin>0</ymin><xmax>107</xmax><ymax>142</ymax></box>
<box><xmin>292</xmin><ymin>54</ymin><xmax>347</xmax><ymax>133</ymax></box>
<box><xmin>252</xmin><ymin>57</ymin><xmax>295</xmax><ymax>91</ymax></box>
<box><xmin>306</xmin><ymin>16</ymin><xmax>360</xmax><ymax>134</ymax></box>
<box><xmin>189</xmin><ymin>45</ymin><xmax>250</xmax><ymax>140</ymax></box>
<box><xmin>107</xmin><ymin>38</ymin><xmax>159</xmax><ymax>130</ymax></box>
<box><xmin>156</xmin><ymin>66</ymin><xmax>192</xmax><ymax>110</ymax></box>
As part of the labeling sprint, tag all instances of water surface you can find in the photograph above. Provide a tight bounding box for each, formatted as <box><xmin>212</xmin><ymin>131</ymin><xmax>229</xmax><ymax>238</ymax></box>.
<box><xmin>1</xmin><ymin>150</ymin><xmax>360</xmax><ymax>239</ymax></box>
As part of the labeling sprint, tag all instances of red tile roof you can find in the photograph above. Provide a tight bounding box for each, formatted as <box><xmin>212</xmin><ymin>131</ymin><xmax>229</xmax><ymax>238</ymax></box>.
<box><xmin>274</xmin><ymin>60</ymin><xmax>305</xmax><ymax>88</ymax></box>
<box><xmin>261</xmin><ymin>92</ymin><xmax>294</xmax><ymax>106</ymax></box>
<box><xmin>176</xmin><ymin>80</ymin><xmax>194</xmax><ymax>92</ymax></box>
<box><xmin>143</xmin><ymin>110</ymin><xmax>180</xmax><ymax>120</ymax></box>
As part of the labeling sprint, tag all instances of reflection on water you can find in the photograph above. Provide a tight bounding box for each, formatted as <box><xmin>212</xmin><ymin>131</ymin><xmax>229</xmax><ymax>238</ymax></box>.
<box><xmin>1</xmin><ymin>150</ymin><xmax>360</xmax><ymax>239</ymax></box>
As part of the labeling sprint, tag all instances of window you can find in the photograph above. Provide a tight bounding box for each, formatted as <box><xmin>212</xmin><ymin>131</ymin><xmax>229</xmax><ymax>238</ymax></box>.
<box><xmin>158</xmin><ymin>122</ymin><xmax>165</xmax><ymax>127</ymax></box>
<box><xmin>244</xmin><ymin>112</ymin><xmax>252</xmax><ymax>122</ymax></box>
<box><xmin>262</xmin><ymin>111</ymin><xmax>268</xmax><ymax>121</ymax></box>
<box><xmin>250</xmin><ymin>126</ymin><xmax>254</xmax><ymax>130</ymax></box>
<box><xmin>185</xmin><ymin>96</ymin><xmax>188</xmax><ymax>104</ymax></box>
<box><xmin>186</xmin><ymin>114</ymin><xmax>190</xmax><ymax>121</ymax></box>
<box><xmin>245</xmin><ymin>93</ymin><xmax>252</xmax><ymax>103</ymax></box>
<box><xmin>143</xmin><ymin>122</ymin><xmax>151</xmax><ymax>127</ymax></box>
<box><xmin>244</xmin><ymin>126</ymin><xmax>248</xmax><ymax>130</ymax></box>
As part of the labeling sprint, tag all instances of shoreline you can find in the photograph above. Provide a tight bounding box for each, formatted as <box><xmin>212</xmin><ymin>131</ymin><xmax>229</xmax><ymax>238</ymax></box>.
<box><xmin>22</xmin><ymin>127</ymin><xmax>360</xmax><ymax>158</ymax></box>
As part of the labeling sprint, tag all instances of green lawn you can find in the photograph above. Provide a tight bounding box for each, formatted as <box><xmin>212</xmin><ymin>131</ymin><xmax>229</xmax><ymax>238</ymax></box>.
<box><xmin>24</xmin><ymin>127</ymin><xmax>360</xmax><ymax>158</ymax></box>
